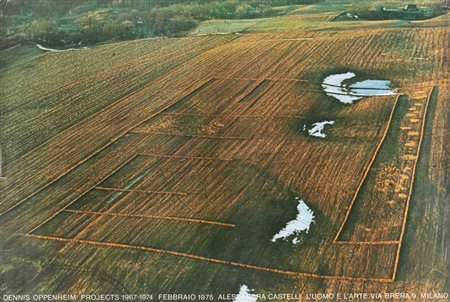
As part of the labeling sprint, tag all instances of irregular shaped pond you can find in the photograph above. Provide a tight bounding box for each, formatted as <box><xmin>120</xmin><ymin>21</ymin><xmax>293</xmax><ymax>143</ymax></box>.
<box><xmin>37</xmin><ymin>44</ymin><xmax>87</xmax><ymax>53</ymax></box>
<box><xmin>307</xmin><ymin>121</ymin><xmax>335</xmax><ymax>138</ymax></box>
<box><xmin>350</xmin><ymin>79</ymin><xmax>395</xmax><ymax>96</ymax></box>
<box><xmin>271</xmin><ymin>197</ymin><xmax>315</xmax><ymax>244</ymax></box>
<box><xmin>322</xmin><ymin>72</ymin><xmax>396</xmax><ymax>104</ymax></box>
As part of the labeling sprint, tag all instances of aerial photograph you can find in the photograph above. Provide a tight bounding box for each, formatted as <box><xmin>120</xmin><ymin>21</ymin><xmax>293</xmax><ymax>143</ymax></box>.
<box><xmin>0</xmin><ymin>0</ymin><xmax>448</xmax><ymax>301</ymax></box>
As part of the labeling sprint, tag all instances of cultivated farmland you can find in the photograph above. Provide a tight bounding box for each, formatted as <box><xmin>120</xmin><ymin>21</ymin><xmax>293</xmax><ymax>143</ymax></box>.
<box><xmin>1</xmin><ymin>1</ymin><xmax>448</xmax><ymax>301</ymax></box>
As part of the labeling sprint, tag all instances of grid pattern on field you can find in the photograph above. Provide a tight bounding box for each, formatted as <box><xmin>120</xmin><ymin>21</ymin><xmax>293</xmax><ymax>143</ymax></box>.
<box><xmin>332</xmin><ymin>86</ymin><xmax>434</xmax><ymax>280</ymax></box>
<box><xmin>334</xmin><ymin>89</ymin><xmax>432</xmax><ymax>244</ymax></box>
<box><xmin>27</xmin><ymin>154</ymin><xmax>240</xmax><ymax>235</ymax></box>
<box><xmin>24</xmin><ymin>76</ymin><xmax>433</xmax><ymax>282</ymax></box>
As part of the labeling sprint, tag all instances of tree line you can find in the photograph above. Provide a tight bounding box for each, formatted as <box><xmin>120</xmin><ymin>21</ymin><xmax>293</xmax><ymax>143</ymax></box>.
<box><xmin>0</xmin><ymin>0</ymin><xmax>318</xmax><ymax>49</ymax></box>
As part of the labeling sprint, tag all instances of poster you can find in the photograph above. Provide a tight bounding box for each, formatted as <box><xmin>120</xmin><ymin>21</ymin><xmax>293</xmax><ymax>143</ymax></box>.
<box><xmin>1</xmin><ymin>1</ymin><xmax>448</xmax><ymax>301</ymax></box>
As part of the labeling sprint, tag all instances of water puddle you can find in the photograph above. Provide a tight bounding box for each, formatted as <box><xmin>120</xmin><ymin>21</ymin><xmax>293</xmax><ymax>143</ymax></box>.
<box><xmin>345</xmin><ymin>12</ymin><xmax>359</xmax><ymax>19</ymax></box>
<box><xmin>349</xmin><ymin>79</ymin><xmax>395</xmax><ymax>96</ymax></box>
<box><xmin>271</xmin><ymin>197</ymin><xmax>315</xmax><ymax>244</ymax></box>
<box><xmin>234</xmin><ymin>285</ymin><xmax>258</xmax><ymax>302</ymax></box>
<box><xmin>307</xmin><ymin>121</ymin><xmax>335</xmax><ymax>138</ymax></box>
<box><xmin>37</xmin><ymin>44</ymin><xmax>87</xmax><ymax>53</ymax></box>
<box><xmin>322</xmin><ymin>72</ymin><xmax>395</xmax><ymax>104</ymax></box>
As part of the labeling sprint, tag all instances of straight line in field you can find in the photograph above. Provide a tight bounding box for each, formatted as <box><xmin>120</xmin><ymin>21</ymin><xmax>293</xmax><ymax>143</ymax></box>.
<box><xmin>266</xmin><ymin>38</ymin><xmax>315</xmax><ymax>42</ymax></box>
<box><xmin>24</xmin><ymin>233</ymin><xmax>393</xmax><ymax>283</ymax></box>
<box><xmin>0</xmin><ymin>77</ymin><xmax>216</xmax><ymax>216</ymax></box>
<box><xmin>93</xmin><ymin>186</ymin><xmax>189</xmax><ymax>196</ymax></box>
<box><xmin>62</xmin><ymin>209</ymin><xmax>235</xmax><ymax>228</ymax></box>
<box><xmin>215</xmin><ymin>77</ymin><xmax>421</xmax><ymax>93</ymax></box>
<box><xmin>333</xmin><ymin>94</ymin><xmax>402</xmax><ymax>243</ymax></box>
<box><xmin>322</xmin><ymin>91</ymin><xmax>402</xmax><ymax>97</ymax></box>
<box><xmin>216</xmin><ymin>76</ymin><xmax>313</xmax><ymax>83</ymax></box>
<box><xmin>138</xmin><ymin>153</ymin><xmax>236</xmax><ymax>162</ymax></box>
<box><xmin>334</xmin><ymin>241</ymin><xmax>400</xmax><ymax>245</ymax></box>
<box><xmin>234</xmin><ymin>78</ymin><xmax>266</xmax><ymax>103</ymax></box>
<box><xmin>157</xmin><ymin>113</ymin><xmax>306</xmax><ymax>119</ymax></box>
<box><xmin>130</xmin><ymin>131</ymin><xmax>256</xmax><ymax>140</ymax></box>
<box><xmin>391</xmin><ymin>86</ymin><xmax>434</xmax><ymax>281</ymax></box>
<box><xmin>321</xmin><ymin>85</ymin><xmax>401</xmax><ymax>91</ymax></box>
<box><xmin>26</xmin><ymin>155</ymin><xmax>139</xmax><ymax>235</ymax></box>
<box><xmin>216</xmin><ymin>77</ymin><xmax>403</xmax><ymax>91</ymax></box>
